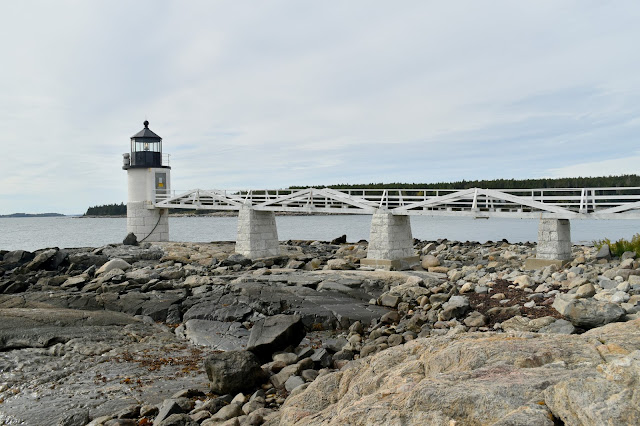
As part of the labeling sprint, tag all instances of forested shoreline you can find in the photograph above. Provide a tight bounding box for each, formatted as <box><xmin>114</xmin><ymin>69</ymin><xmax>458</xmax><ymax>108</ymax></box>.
<box><xmin>293</xmin><ymin>174</ymin><xmax>640</xmax><ymax>190</ymax></box>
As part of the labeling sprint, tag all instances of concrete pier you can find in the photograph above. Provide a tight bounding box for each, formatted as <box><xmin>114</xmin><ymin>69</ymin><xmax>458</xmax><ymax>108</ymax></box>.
<box><xmin>126</xmin><ymin>201</ymin><xmax>169</xmax><ymax>242</ymax></box>
<box><xmin>235</xmin><ymin>207</ymin><xmax>280</xmax><ymax>259</ymax></box>
<box><xmin>361</xmin><ymin>211</ymin><xmax>419</xmax><ymax>270</ymax></box>
<box><xmin>525</xmin><ymin>218</ymin><xmax>572</xmax><ymax>269</ymax></box>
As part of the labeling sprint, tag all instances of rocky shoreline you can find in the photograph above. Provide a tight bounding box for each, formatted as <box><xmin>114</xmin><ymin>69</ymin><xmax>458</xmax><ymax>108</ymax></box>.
<box><xmin>0</xmin><ymin>238</ymin><xmax>639</xmax><ymax>425</ymax></box>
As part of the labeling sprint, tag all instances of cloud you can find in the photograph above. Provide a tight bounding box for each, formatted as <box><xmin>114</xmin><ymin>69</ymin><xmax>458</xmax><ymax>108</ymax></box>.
<box><xmin>545</xmin><ymin>154</ymin><xmax>640</xmax><ymax>178</ymax></box>
<box><xmin>1</xmin><ymin>1</ymin><xmax>640</xmax><ymax>214</ymax></box>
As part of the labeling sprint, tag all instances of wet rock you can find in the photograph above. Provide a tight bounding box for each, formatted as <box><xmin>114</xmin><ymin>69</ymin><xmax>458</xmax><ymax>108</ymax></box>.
<box><xmin>575</xmin><ymin>283</ymin><xmax>596</xmax><ymax>298</ymax></box>
<box><xmin>246</xmin><ymin>314</ymin><xmax>305</xmax><ymax>360</ymax></box>
<box><xmin>421</xmin><ymin>255</ymin><xmax>440</xmax><ymax>269</ymax></box>
<box><xmin>222</xmin><ymin>254</ymin><xmax>251</xmax><ymax>267</ymax></box>
<box><xmin>501</xmin><ymin>316</ymin><xmax>556</xmax><ymax>333</ymax></box>
<box><xmin>380</xmin><ymin>311</ymin><xmax>400</xmax><ymax>324</ymax></box>
<box><xmin>538</xmin><ymin>319</ymin><xmax>575</xmax><ymax>334</ymax></box>
<box><xmin>331</xmin><ymin>235</ymin><xmax>347</xmax><ymax>245</ymax></box>
<box><xmin>380</xmin><ymin>294</ymin><xmax>400</xmax><ymax>308</ymax></box>
<box><xmin>440</xmin><ymin>295</ymin><xmax>470</xmax><ymax>321</ymax></box>
<box><xmin>176</xmin><ymin>320</ymin><xmax>250</xmax><ymax>350</ymax></box>
<box><xmin>160</xmin><ymin>268</ymin><xmax>185</xmax><ymax>280</ymax></box>
<box><xmin>210</xmin><ymin>403</ymin><xmax>243</xmax><ymax>422</ymax></box>
<box><xmin>273</xmin><ymin>352</ymin><xmax>298</xmax><ymax>365</ymax></box>
<box><xmin>553</xmin><ymin>295</ymin><xmax>626</xmax><ymax>329</ymax></box>
<box><xmin>157</xmin><ymin>413</ymin><xmax>198</xmax><ymax>426</ymax></box>
<box><xmin>204</xmin><ymin>351</ymin><xmax>267</xmax><ymax>395</ymax></box>
<box><xmin>154</xmin><ymin>399</ymin><xmax>183</xmax><ymax>425</ymax></box>
<box><xmin>464</xmin><ymin>311</ymin><xmax>487</xmax><ymax>327</ymax></box>
<box><xmin>596</xmin><ymin>245</ymin><xmax>611</xmax><ymax>260</ymax></box>
<box><xmin>97</xmin><ymin>258</ymin><xmax>131</xmax><ymax>275</ymax></box>
<box><xmin>57</xmin><ymin>408</ymin><xmax>90</xmax><ymax>426</ymax></box>
<box><xmin>284</xmin><ymin>375</ymin><xmax>306</xmax><ymax>392</ymax></box>
<box><xmin>123</xmin><ymin>232</ymin><xmax>138</xmax><ymax>246</ymax></box>
<box><xmin>0</xmin><ymin>307</ymin><xmax>139</xmax><ymax>350</ymax></box>
<box><xmin>26</xmin><ymin>248</ymin><xmax>58</xmax><ymax>271</ymax></box>
<box><xmin>310</xmin><ymin>348</ymin><xmax>332</xmax><ymax>368</ymax></box>
<box><xmin>3</xmin><ymin>249</ymin><xmax>34</xmax><ymax>265</ymax></box>
<box><xmin>421</xmin><ymin>243</ymin><xmax>437</xmax><ymax>254</ymax></box>
<box><xmin>301</xmin><ymin>369</ymin><xmax>319</xmax><ymax>382</ymax></box>
<box><xmin>327</xmin><ymin>259</ymin><xmax>356</xmax><ymax>270</ymax></box>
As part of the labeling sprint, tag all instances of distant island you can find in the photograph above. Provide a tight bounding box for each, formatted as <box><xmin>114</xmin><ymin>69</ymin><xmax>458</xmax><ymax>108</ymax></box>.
<box><xmin>85</xmin><ymin>203</ymin><xmax>126</xmax><ymax>216</ymax></box>
<box><xmin>0</xmin><ymin>213</ymin><xmax>65</xmax><ymax>218</ymax></box>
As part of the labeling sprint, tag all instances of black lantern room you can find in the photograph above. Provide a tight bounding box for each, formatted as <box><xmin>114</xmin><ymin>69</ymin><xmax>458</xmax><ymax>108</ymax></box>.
<box><xmin>125</xmin><ymin>120</ymin><xmax>170</xmax><ymax>169</ymax></box>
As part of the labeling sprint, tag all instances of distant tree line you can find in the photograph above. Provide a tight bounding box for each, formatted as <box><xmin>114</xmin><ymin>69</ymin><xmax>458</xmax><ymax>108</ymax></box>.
<box><xmin>84</xmin><ymin>203</ymin><xmax>213</xmax><ymax>216</ymax></box>
<box><xmin>291</xmin><ymin>175</ymin><xmax>640</xmax><ymax>191</ymax></box>
<box><xmin>85</xmin><ymin>203</ymin><xmax>127</xmax><ymax>216</ymax></box>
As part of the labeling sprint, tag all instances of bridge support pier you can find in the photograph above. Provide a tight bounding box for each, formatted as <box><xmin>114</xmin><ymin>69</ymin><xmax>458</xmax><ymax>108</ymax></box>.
<box><xmin>361</xmin><ymin>211</ymin><xmax>419</xmax><ymax>270</ymax></box>
<box><xmin>525</xmin><ymin>218</ymin><xmax>572</xmax><ymax>269</ymax></box>
<box><xmin>235</xmin><ymin>206</ymin><xmax>280</xmax><ymax>259</ymax></box>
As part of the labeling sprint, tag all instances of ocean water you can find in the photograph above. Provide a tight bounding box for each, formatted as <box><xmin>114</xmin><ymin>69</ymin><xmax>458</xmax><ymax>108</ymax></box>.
<box><xmin>0</xmin><ymin>215</ymin><xmax>639</xmax><ymax>252</ymax></box>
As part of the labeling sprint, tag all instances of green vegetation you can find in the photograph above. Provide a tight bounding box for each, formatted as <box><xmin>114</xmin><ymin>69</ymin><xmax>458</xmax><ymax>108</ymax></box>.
<box><xmin>292</xmin><ymin>174</ymin><xmax>640</xmax><ymax>190</ymax></box>
<box><xmin>594</xmin><ymin>234</ymin><xmax>640</xmax><ymax>257</ymax></box>
<box><xmin>85</xmin><ymin>203</ymin><xmax>127</xmax><ymax>216</ymax></box>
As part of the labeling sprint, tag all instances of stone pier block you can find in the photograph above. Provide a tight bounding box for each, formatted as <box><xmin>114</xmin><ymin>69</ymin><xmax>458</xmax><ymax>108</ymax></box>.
<box><xmin>126</xmin><ymin>201</ymin><xmax>169</xmax><ymax>242</ymax></box>
<box><xmin>524</xmin><ymin>218</ymin><xmax>572</xmax><ymax>269</ymax></box>
<box><xmin>235</xmin><ymin>207</ymin><xmax>280</xmax><ymax>259</ymax></box>
<box><xmin>361</xmin><ymin>211</ymin><xmax>418</xmax><ymax>270</ymax></box>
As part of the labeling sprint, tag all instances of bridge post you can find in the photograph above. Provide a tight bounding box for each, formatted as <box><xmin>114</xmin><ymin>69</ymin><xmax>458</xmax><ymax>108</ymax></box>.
<box><xmin>525</xmin><ymin>218</ymin><xmax>572</xmax><ymax>269</ymax></box>
<box><xmin>235</xmin><ymin>206</ymin><xmax>280</xmax><ymax>259</ymax></box>
<box><xmin>360</xmin><ymin>210</ymin><xmax>419</xmax><ymax>270</ymax></box>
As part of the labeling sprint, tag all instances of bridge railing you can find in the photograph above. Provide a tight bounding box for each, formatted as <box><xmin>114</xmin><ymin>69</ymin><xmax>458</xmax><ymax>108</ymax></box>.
<box><xmin>154</xmin><ymin>187</ymin><xmax>640</xmax><ymax>216</ymax></box>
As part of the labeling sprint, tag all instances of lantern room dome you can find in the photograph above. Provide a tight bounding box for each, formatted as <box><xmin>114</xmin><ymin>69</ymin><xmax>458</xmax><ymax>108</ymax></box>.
<box><xmin>131</xmin><ymin>120</ymin><xmax>162</xmax><ymax>140</ymax></box>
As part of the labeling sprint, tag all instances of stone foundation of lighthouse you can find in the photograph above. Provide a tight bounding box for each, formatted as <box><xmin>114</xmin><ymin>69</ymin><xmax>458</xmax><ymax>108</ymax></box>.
<box><xmin>126</xmin><ymin>167</ymin><xmax>170</xmax><ymax>242</ymax></box>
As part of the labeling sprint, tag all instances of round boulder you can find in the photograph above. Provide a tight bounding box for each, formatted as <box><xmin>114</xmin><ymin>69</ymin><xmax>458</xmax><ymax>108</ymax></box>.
<box><xmin>204</xmin><ymin>351</ymin><xmax>267</xmax><ymax>395</ymax></box>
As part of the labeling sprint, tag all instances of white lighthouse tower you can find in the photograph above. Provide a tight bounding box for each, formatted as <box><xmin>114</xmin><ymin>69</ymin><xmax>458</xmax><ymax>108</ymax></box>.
<box><xmin>122</xmin><ymin>120</ymin><xmax>171</xmax><ymax>242</ymax></box>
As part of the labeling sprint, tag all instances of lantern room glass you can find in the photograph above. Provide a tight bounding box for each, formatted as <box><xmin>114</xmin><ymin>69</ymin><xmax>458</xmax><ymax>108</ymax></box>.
<box><xmin>130</xmin><ymin>139</ymin><xmax>162</xmax><ymax>167</ymax></box>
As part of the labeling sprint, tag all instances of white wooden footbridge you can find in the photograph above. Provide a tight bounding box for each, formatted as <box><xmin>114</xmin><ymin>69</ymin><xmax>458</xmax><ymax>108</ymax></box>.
<box><xmin>154</xmin><ymin>186</ymin><xmax>640</xmax><ymax>219</ymax></box>
<box><xmin>123</xmin><ymin>121</ymin><xmax>640</xmax><ymax>269</ymax></box>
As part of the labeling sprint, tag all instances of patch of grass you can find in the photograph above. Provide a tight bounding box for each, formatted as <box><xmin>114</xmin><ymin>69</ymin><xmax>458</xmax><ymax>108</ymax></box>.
<box><xmin>593</xmin><ymin>233</ymin><xmax>640</xmax><ymax>257</ymax></box>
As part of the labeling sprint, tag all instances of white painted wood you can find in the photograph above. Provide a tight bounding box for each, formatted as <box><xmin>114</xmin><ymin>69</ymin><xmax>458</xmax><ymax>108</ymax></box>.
<box><xmin>151</xmin><ymin>186</ymin><xmax>640</xmax><ymax>219</ymax></box>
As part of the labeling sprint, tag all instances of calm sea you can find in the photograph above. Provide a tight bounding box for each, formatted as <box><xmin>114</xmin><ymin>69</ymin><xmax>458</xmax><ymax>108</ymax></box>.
<box><xmin>0</xmin><ymin>215</ymin><xmax>639</xmax><ymax>252</ymax></box>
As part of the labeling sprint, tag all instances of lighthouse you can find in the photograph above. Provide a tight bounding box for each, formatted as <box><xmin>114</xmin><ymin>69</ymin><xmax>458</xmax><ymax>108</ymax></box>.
<box><xmin>122</xmin><ymin>120</ymin><xmax>171</xmax><ymax>242</ymax></box>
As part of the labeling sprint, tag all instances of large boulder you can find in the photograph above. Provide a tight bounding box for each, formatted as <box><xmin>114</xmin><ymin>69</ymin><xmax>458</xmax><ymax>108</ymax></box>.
<box><xmin>96</xmin><ymin>258</ymin><xmax>132</xmax><ymax>275</ymax></box>
<box><xmin>2</xmin><ymin>250</ymin><xmax>34</xmax><ymax>265</ymax></box>
<box><xmin>247</xmin><ymin>314</ymin><xmax>306</xmax><ymax>360</ymax></box>
<box><xmin>204</xmin><ymin>351</ymin><xmax>267</xmax><ymax>395</ymax></box>
<box><xmin>122</xmin><ymin>232</ymin><xmax>138</xmax><ymax>246</ymax></box>
<box><xmin>553</xmin><ymin>295</ymin><xmax>625</xmax><ymax>329</ymax></box>
<box><xmin>25</xmin><ymin>248</ymin><xmax>58</xmax><ymax>271</ymax></box>
<box><xmin>271</xmin><ymin>319</ymin><xmax>640</xmax><ymax>426</ymax></box>
<box><xmin>596</xmin><ymin>245</ymin><xmax>611</xmax><ymax>260</ymax></box>
<box><xmin>421</xmin><ymin>255</ymin><xmax>440</xmax><ymax>269</ymax></box>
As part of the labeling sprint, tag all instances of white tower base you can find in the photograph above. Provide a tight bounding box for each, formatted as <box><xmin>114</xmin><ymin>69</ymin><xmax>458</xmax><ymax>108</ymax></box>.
<box><xmin>127</xmin><ymin>201</ymin><xmax>169</xmax><ymax>242</ymax></box>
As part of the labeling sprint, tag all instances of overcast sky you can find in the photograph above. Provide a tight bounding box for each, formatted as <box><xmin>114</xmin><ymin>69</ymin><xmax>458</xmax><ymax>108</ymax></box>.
<box><xmin>1</xmin><ymin>1</ymin><xmax>639</xmax><ymax>215</ymax></box>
